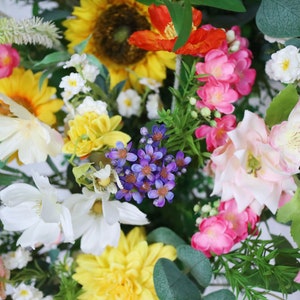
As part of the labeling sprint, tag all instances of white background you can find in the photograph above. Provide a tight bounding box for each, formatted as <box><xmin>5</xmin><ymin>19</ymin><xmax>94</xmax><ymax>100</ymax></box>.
<box><xmin>1</xmin><ymin>0</ymin><xmax>300</xmax><ymax>298</ymax></box>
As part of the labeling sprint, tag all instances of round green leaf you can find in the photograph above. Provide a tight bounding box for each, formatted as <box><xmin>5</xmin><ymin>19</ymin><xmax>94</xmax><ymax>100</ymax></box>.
<box><xmin>154</xmin><ymin>258</ymin><xmax>201</xmax><ymax>300</ymax></box>
<box><xmin>177</xmin><ymin>245</ymin><xmax>212</xmax><ymax>288</ymax></box>
<box><xmin>147</xmin><ymin>227</ymin><xmax>186</xmax><ymax>248</ymax></box>
<box><xmin>256</xmin><ymin>0</ymin><xmax>300</xmax><ymax>38</ymax></box>
<box><xmin>203</xmin><ymin>289</ymin><xmax>235</xmax><ymax>300</ymax></box>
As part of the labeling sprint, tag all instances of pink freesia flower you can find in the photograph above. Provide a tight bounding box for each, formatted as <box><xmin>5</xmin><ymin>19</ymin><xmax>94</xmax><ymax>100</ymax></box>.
<box><xmin>270</xmin><ymin>100</ymin><xmax>300</xmax><ymax>175</ymax></box>
<box><xmin>195</xmin><ymin>114</ymin><xmax>236</xmax><ymax>152</ymax></box>
<box><xmin>230</xmin><ymin>49</ymin><xmax>256</xmax><ymax>96</ymax></box>
<box><xmin>294</xmin><ymin>271</ymin><xmax>300</xmax><ymax>283</ymax></box>
<box><xmin>197</xmin><ymin>79</ymin><xmax>239</xmax><ymax>114</ymax></box>
<box><xmin>211</xmin><ymin>110</ymin><xmax>296</xmax><ymax>215</ymax></box>
<box><xmin>191</xmin><ymin>216</ymin><xmax>236</xmax><ymax>257</ymax></box>
<box><xmin>0</xmin><ymin>44</ymin><xmax>20</xmax><ymax>78</ymax></box>
<box><xmin>196</xmin><ymin>49</ymin><xmax>238</xmax><ymax>83</ymax></box>
<box><xmin>218</xmin><ymin>199</ymin><xmax>259</xmax><ymax>243</ymax></box>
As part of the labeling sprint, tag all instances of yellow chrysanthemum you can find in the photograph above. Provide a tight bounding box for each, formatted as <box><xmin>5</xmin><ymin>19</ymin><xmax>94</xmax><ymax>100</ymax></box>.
<box><xmin>63</xmin><ymin>112</ymin><xmax>130</xmax><ymax>157</ymax></box>
<box><xmin>0</xmin><ymin>68</ymin><xmax>63</xmax><ymax>126</ymax></box>
<box><xmin>73</xmin><ymin>227</ymin><xmax>177</xmax><ymax>299</ymax></box>
<box><xmin>63</xmin><ymin>0</ymin><xmax>175</xmax><ymax>90</ymax></box>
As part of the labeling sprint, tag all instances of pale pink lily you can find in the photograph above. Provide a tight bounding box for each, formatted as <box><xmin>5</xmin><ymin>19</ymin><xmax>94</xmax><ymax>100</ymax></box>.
<box><xmin>211</xmin><ymin>110</ymin><xmax>296</xmax><ymax>215</ymax></box>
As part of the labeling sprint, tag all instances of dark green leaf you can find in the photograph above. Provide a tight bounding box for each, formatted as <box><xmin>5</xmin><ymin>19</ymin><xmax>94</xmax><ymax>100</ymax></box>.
<box><xmin>177</xmin><ymin>245</ymin><xmax>212</xmax><ymax>288</ymax></box>
<box><xmin>265</xmin><ymin>84</ymin><xmax>298</xmax><ymax>127</ymax></box>
<box><xmin>163</xmin><ymin>0</ymin><xmax>192</xmax><ymax>51</ymax></box>
<box><xmin>154</xmin><ymin>258</ymin><xmax>201</xmax><ymax>300</ymax></box>
<box><xmin>203</xmin><ymin>289</ymin><xmax>235</xmax><ymax>300</ymax></box>
<box><xmin>0</xmin><ymin>174</ymin><xmax>23</xmax><ymax>185</ymax></box>
<box><xmin>147</xmin><ymin>227</ymin><xmax>186</xmax><ymax>248</ymax></box>
<box><xmin>74</xmin><ymin>35</ymin><xmax>91</xmax><ymax>53</ymax></box>
<box><xmin>191</xmin><ymin>0</ymin><xmax>245</xmax><ymax>12</ymax></box>
<box><xmin>256</xmin><ymin>0</ymin><xmax>300</xmax><ymax>38</ymax></box>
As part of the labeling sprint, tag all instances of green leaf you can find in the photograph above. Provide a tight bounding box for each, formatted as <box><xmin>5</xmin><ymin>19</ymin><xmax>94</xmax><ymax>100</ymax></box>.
<box><xmin>191</xmin><ymin>0</ymin><xmax>245</xmax><ymax>12</ymax></box>
<box><xmin>265</xmin><ymin>84</ymin><xmax>298</xmax><ymax>127</ymax></box>
<box><xmin>256</xmin><ymin>0</ymin><xmax>300</xmax><ymax>38</ymax></box>
<box><xmin>277</xmin><ymin>187</ymin><xmax>300</xmax><ymax>224</ymax></box>
<box><xmin>203</xmin><ymin>289</ymin><xmax>235</xmax><ymax>300</ymax></box>
<box><xmin>154</xmin><ymin>258</ymin><xmax>201</xmax><ymax>300</ymax></box>
<box><xmin>277</xmin><ymin>188</ymin><xmax>300</xmax><ymax>247</ymax></box>
<box><xmin>147</xmin><ymin>227</ymin><xmax>186</xmax><ymax>248</ymax></box>
<box><xmin>74</xmin><ymin>35</ymin><xmax>91</xmax><ymax>54</ymax></box>
<box><xmin>291</xmin><ymin>214</ymin><xmax>300</xmax><ymax>247</ymax></box>
<box><xmin>177</xmin><ymin>245</ymin><xmax>212</xmax><ymax>288</ymax></box>
<box><xmin>0</xmin><ymin>173</ymin><xmax>22</xmax><ymax>185</ymax></box>
<box><xmin>33</xmin><ymin>51</ymin><xmax>70</xmax><ymax>68</ymax></box>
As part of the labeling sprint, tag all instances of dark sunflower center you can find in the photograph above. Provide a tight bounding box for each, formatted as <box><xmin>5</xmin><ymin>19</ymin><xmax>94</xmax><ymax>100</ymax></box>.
<box><xmin>94</xmin><ymin>4</ymin><xmax>150</xmax><ymax>65</ymax></box>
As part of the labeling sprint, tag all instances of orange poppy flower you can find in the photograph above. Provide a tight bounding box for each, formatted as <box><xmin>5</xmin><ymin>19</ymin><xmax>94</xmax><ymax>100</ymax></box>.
<box><xmin>128</xmin><ymin>4</ymin><xmax>226</xmax><ymax>56</ymax></box>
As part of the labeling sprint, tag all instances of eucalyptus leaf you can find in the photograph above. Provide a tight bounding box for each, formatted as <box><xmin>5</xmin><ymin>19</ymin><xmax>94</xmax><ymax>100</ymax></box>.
<box><xmin>285</xmin><ymin>38</ymin><xmax>300</xmax><ymax>48</ymax></box>
<box><xmin>177</xmin><ymin>244</ymin><xmax>212</xmax><ymax>288</ymax></box>
<box><xmin>154</xmin><ymin>258</ymin><xmax>201</xmax><ymax>300</ymax></box>
<box><xmin>256</xmin><ymin>0</ymin><xmax>300</xmax><ymax>38</ymax></box>
<box><xmin>147</xmin><ymin>227</ymin><xmax>186</xmax><ymax>248</ymax></box>
<box><xmin>191</xmin><ymin>0</ymin><xmax>245</xmax><ymax>12</ymax></box>
<box><xmin>203</xmin><ymin>289</ymin><xmax>235</xmax><ymax>300</ymax></box>
<box><xmin>265</xmin><ymin>84</ymin><xmax>298</xmax><ymax>127</ymax></box>
<box><xmin>33</xmin><ymin>51</ymin><xmax>70</xmax><ymax>68</ymax></box>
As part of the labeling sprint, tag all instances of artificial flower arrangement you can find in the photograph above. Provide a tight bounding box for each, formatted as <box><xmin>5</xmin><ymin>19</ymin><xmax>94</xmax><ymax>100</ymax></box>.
<box><xmin>0</xmin><ymin>0</ymin><xmax>300</xmax><ymax>299</ymax></box>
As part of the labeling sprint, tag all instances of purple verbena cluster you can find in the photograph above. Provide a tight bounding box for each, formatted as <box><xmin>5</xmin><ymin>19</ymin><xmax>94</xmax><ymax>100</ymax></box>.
<box><xmin>106</xmin><ymin>124</ymin><xmax>192</xmax><ymax>207</ymax></box>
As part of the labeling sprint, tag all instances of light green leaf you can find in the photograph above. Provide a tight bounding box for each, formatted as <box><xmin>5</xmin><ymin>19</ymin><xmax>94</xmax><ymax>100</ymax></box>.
<box><xmin>177</xmin><ymin>245</ymin><xmax>212</xmax><ymax>288</ymax></box>
<box><xmin>291</xmin><ymin>214</ymin><xmax>300</xmax><ymax>248</ymax></box>
<box><xmin>191</xmin><ymin>0</ymin><xmax>245</xmax><ymax>12</ymax></box>
<box><xmin>154</xmin><ymin>258</ymin><xmax>201</xmax><ymax>300</ymax></box>
<box><xmin>277</xmin><ymin>187</ymin><xmax>300</xmax><ymax>248</ymax></box>
<box><xmin>203</xmin><ymin>289</ymin><xmax>235</xmax><ymax>300</ymax></box>
<box><xmin>74</xmin><ymin>35</ymin><xmax>91</xmax><ymax>54</ymax></box>
<box><xmin>256</xmin><ymin>0</ymin><xmax>300</xmax><ymax>38</ymax></box>
<box><xmin>265</xmin><ymin>84</ymin><xmax>298</xmax><ymax>127</ymax></box>
<box><xmin>72</xmin><ymin>163</ymin><xmax>93</xmax><ymax>186</ymax></box>
<box><xmin>33</xmin><ymin>51</ymin><xmax>70</xmax><ymax>68</ymax></box>
<box><xmin>277</xmin><ymin>187</ymin><xmax>300</xmax><ymax>224</ymax></box>
<box><xmin>147</xmin><ymin>227</ymin><xmax>186</xmax><ymax>248</ymax></box>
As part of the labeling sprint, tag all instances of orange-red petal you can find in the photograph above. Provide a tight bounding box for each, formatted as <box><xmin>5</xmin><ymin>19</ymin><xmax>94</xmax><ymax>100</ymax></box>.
<box><xmin>148</xmin><ymin>4</ymin><xmax>172</xmax><ymax>37</ymax></box>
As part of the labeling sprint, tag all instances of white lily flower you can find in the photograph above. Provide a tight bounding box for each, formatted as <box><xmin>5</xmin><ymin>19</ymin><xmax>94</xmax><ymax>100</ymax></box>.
<box><xmin>0</xmin><ymin>93</ymin><xmax>63</xmax><ymax>164</ymax></box>
<box><xmin>0</xmin><ymin>172</ymin><xmax>74</xmax><ymax>249</ymax></box>
<box><xmin>65</xmin><ymin>187</ymin><xmax>149</xmax><ymax>255</ymax></box>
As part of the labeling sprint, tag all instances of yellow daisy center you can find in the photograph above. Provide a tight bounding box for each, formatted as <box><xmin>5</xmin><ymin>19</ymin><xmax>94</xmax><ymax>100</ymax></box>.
<box><xmin>93</xmin><ymin>4</ymin><xmax>150</xmax><ymax>65</ymax></box>
<box><xmin>281</xmin><ymin>59</ymin><xmax>290</xmax><ymax>71</ymax></box>
<box><xmin>91</xmin><ymin>200</ymin><xmax>103</xmax><ymax>215</ymax></box>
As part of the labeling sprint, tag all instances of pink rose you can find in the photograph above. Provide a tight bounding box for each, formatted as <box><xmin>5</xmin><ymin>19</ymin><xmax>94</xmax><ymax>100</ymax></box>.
<box><xmin>0</xmin><ymin>44</ymin><xmax>20</xmax><ymax>78</ymax></box>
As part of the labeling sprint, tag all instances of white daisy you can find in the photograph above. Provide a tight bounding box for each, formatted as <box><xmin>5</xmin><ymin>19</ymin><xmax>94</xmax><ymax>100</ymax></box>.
<box><xmin>3</xmin><ymin>247</ymin><xmax>32</xmax><ymax>270</ymax></box>
<box><xmin>265</xmin><ymin>45</ymin><xmax>300</xmax><ymax>84</ymax></box>
<box><xmin>146</xmin><ymin>93</ymin><xmax>162</xmax><ymax>119</ymax></box>
<box><xmin>116</xmin><ymin>89</ymin><xmax>141</xmax><ymax>118</ymax></box>
<box><xmin>10</xmin><ymin>283</ymin><xmax>48</xmax><ymax>300</ymax></box>
<box><xmin>139</xmin><ymin>77</ymin><xmax>162</xmax><ymax>93</ymax></box>
<box><xmin>76</xmin><ymin>96</ymin><xmax>108</xmax><ymax>115</ymax></box>
<box><xmin>59</xmin><ymin>72</ymin><xmax>86</xmax><ymax>95</ymax></box>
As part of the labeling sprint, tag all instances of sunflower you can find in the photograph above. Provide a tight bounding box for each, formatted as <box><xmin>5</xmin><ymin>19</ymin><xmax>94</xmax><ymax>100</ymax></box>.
<box><xmin>73</xmin><ymin>227</ymin><xmax>176</xmax><ymax>299</ymax></box>
<box><xmin>0</xmin><ymin>68</ymin><xmax>63</xmax><ymax>126</ymax></box>
<box><xmin>63</xmin><ymin>0</ymin><xmax>175</xmax><ymax>90</ymax></box>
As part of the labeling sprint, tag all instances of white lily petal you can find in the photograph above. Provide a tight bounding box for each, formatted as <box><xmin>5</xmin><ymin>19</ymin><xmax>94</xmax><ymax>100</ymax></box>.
<box><xmin>0</xmin><ymin>183</ymin><xmax>40</xmax><ymax>206</ymax></box>
<box><xmin>0</xmin><ymin>205</ymin><xmax>39</xmax><ymax>231</ymax></box>
<box><xmin>113</xmin><ymin>201</ymin><xmax>149</xmax><ymax>225</ymax></box>
<box><xmin>17</xmin><ymin>220</ymin><xmax>60</xmax><ymax>249</ymax></box>
<box><xmin>60</xmin><ymin>205</ymin><xmax>74</xmax><ymax>243</ymax></box>
<box><xmin>0</xmin><ymin>93</ymin><xmax>33</xmax><ymax>120</ymax></box>
<box><xmin>102</xmin><ymin>200</ymin><xmax>120</xmax><ymax>225</ymax></box>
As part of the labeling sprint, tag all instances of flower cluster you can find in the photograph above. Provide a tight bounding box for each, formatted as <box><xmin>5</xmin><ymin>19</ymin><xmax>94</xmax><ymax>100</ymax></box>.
<box><xmin>106</xmin><ymin>124</ymin><xmax>191</xmax><ymax>207</ymax></box>
<box><xmin>194</xmin><ymin>26</ymin><xmax>256</xmax><ymax>152</ymax></box>
<box><xmin>192</xmin><ymin>199</ymin><xmax>259</xmax><ymax>257</ymax></box>
<box><xmin>1</xmin><ymin>0</ymin><xmax>300</xmax><ymax>299</ymax></box>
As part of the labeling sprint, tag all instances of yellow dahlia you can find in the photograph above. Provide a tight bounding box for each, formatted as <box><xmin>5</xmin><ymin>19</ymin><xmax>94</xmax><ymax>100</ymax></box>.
<box><xmin>63</xmin><ymin>0</ymin><xmax>175</xmax><ymax>90</ymax></box>
<box><xmin>73</xmin><ymin>227</ymin><xmax>177</xmax><ymax>299</ymax></box>
<box><xmin>63</xmin><ymin>112</ymin><xmax>130</xmax><ymax>157</ymax></box>
<box><xmin>0</xmin><ymin>68</ymin><xmax>63</xmax><ymax>126</ymax></box>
